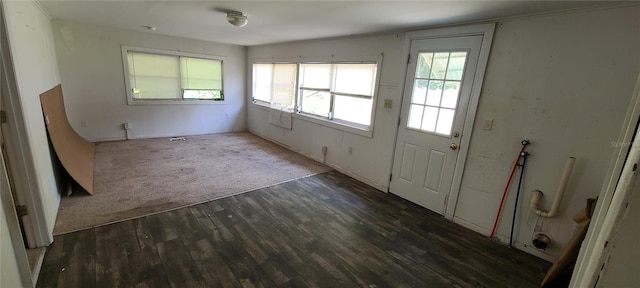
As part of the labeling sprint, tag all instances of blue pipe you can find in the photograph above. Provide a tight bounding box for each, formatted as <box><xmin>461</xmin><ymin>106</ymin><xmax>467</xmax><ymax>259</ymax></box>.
<box><xmin>510</xmin><ymin>152</ymin><xmax>528</xmax><ymax>248</ymax></box>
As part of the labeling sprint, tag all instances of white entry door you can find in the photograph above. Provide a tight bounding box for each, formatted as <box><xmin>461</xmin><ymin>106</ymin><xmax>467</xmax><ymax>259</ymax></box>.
<box><xmin>391</xmin><ymin>35</ymin><xmax>483</xmax><ymax>214</ymax></box>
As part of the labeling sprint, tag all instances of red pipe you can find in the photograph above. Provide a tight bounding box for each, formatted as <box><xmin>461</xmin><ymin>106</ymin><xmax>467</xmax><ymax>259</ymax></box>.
<box><xmin>489</xmin><ymin>140</ymin><xmax>529</xmax><ymax>238</ymax></box>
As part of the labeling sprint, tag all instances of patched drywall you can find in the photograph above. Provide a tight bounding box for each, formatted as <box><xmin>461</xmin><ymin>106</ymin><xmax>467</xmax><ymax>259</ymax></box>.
<box><xmin>51</xmin><ymin>20</ymin><xmax>247</xmax><ymax>141</ymax></box>
<box><xmin>247</xmin><ymin>6</ymin><xmax>640</xmax><ymax>260</ymax></box>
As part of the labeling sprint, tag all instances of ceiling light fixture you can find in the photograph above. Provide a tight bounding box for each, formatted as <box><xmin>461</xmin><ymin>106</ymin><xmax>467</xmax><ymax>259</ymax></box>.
<box><xmin>226</xmin><ymin>11</ymin><xmax>248</xmax><ymax>27</ymax></box>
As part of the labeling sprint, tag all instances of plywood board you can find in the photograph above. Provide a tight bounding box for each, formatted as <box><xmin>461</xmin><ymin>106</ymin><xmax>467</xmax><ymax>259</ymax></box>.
<box><xmin>541</xmin><ymin>198</ymin><xmax>597</xmax><ymax>287</ymax></box>
<box><xmin>40</xmin><ymin>84</ymin><xmax>95</xmax><ymax>194</ymax></box>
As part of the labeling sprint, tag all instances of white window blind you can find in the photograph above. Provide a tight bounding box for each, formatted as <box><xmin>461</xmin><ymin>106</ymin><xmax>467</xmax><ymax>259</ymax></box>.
<box><xmin>298</xmin><ymin>62</ymin><xmax>377</xmax><ymax>127</ymax></box>
<box><xmin>180</xmin><ymin>57</ymin><xmax>222</xmax><ymax>90</ymax></box>
<box><xmin>334</xmin><ymin>64</ymin><xmax>376</xmax><ymax>96</ymax></box>
<box><xmin>128</xmin><ymin>52</ymin><xmax>181</xmax><ymax>99</ymax></box>
<box><xmin>299</xmin><ymin>64</ymin><xmax>331</xmax><ymax>89</ymax></box>
<box><xmin>271</xmin><ymin>64</ymin><xmax>297</xmax><ymax>108</ymax></box>
<box><xmin>125</xmin><ymin>49</ymin><xmax>223</xmax><ymax>102</ymax></box>
<box><xmin>252</xmin><ymin>63</ymin><xmax>297</xmax><ymax>109</ymax></box>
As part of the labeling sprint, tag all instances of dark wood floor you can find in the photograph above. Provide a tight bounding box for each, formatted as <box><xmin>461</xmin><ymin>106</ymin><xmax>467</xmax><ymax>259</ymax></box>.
<box><xmin>38</xmin><ymin>171</ymin><xmax>554</xmax><ymax>288</ymax></box>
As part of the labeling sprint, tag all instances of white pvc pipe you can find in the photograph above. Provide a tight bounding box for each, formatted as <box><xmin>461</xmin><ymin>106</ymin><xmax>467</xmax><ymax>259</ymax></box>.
<box><xmin>530</xmin><ymin>157</ymin><xmax>576</xmax><ymax>218</ymax></box>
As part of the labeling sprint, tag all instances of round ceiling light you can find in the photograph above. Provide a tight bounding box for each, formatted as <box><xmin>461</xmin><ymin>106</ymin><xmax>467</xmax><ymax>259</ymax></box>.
<box><xmin>226</xmin><ymin>11</ymin><xmax>248</xmax><ymax>27</ymax></box>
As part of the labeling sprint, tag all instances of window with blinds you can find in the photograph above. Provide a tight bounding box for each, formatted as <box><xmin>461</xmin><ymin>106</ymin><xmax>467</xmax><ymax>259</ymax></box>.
<box><xmin>252</xmin><ymin>63</ymin><xmax>297</xmax><ymax>109</ymax></box>
<box><xmin>123</xmin><ymin>47</ymin><xmax>224</xmax><ymax>104</ymax></box>
<box><xmin>299</xmin><ymin>63</ymin><xmax>377</xmax><ymax>127</ymax></box>
<box><xmin>251</xmin><ymin>60</ymin><xmax>380</xmax><ymax>133</ymax></box>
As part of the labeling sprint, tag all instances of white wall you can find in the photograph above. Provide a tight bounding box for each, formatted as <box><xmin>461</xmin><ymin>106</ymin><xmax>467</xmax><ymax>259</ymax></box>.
<box><xmin>455</xmin><ymin>6</ymin><xmax>640</xmax><ymax>259</ymax></box>
<box><xmin>247</xmin><ymin>33</ymin><xmax>406</xmax><ymax>191</ymax></box>
<box><xmin>247</xmin><ymin>6</ymin><xmax>640</xmax><ymax>260</ymax></box>
<box><xmin>52</xmin><ymin>20</ymin><xmax>247</xmax><ymax>141</ymax></box>
<box><xmin>3</xmin><ymin>0</ymin><xmax>62</xmax><ymax>242</ymax></box>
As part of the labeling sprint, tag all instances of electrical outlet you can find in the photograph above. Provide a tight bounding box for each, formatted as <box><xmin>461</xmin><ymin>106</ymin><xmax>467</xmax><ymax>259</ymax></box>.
<box><xmin>348</xmin><ymin>146</ymin><xmax>353</xmax><ymax>154</ymax></box>
<box><xmin>321</xmin><ymin>146</ymin><xmax>328</xmax><ymax>155</ymax></box>
<box><xmin>123</xmin><ymin>122</ymin><xmax>131</xmax><ymax>130</ymax></box>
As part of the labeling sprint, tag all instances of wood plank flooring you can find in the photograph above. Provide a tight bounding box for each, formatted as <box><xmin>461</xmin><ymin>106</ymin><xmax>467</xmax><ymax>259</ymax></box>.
<box><xmin>38</xmin><ymin>171</ymin><xmax>554</xmax><ymax>288</ymax></box>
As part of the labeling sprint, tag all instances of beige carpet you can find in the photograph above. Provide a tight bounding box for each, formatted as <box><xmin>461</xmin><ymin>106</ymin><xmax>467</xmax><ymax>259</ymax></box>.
<box><xmin>54</xmin><ymin>132</ymin><xmax>331</xmax><ymax>234</ymax></box>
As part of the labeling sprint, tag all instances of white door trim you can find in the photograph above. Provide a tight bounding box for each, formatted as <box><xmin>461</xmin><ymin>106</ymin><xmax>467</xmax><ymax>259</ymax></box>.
<box><xmin>1</xmin><ymin>132</ymin><xmax>34</xmax><ymax>287</ymax></box>
<box><xmin>569</xmin><ymin>74</ymin><xmax>640</xmax><ymax>288</ymax></box>
<box><xmin>391</xmin><ymin>23</ymin><xmax>495</xmax><ymax>219</ymax></box>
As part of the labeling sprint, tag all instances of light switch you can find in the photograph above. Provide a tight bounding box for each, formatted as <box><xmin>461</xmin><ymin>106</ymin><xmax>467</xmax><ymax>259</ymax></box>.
<box><xmin>384</xmin><ymin>99</ymin><xmax>392</xmax><ymax>109</ymax></box>
<box><xmin>482</xmin><ymin>118</ymin><xmax>494</xmax><ymax>131</ymax></box>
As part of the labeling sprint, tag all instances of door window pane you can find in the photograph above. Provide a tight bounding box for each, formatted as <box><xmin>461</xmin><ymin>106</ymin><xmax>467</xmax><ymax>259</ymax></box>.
<box><xmin>408</xmin><ymin>105</ymin><xmax>424</xmax><ymax>129</ymax></box>
<box><xmin>412</xmin><ymin>79</ymin><xmax>428</xmax><ymax>104</ymax></box>
<box><xmin>435</xmin><ymin>108</ymin><xmax>455</xmax><ymax>135</ymax></box>
<box><xmin>425</xmin><ymin>80</ymin><xmax>443</xmax><ymax>106</ymax></box>
<box><xmin>429</xmin><ymin>53</ymin><xmax>450</xmax><ymax>79</ymax></box>
<box><xmin>445</xmin><ymin>52</ymin><xmax>467</xmax><ymax>80</ymax></box>
<box><xmin>421</xmin><ymin>106</ymin><xmax>439</xmax><ymax>132</ymax></box>
<box><xmin>416</xmin><ymin>53</ymin><xmax>433</xmax><ymax>78</ymax></box>
<box><xmin>441</xmin><ymin>81</ymin><xmax>461</xmax><ymax>109</ymax></box>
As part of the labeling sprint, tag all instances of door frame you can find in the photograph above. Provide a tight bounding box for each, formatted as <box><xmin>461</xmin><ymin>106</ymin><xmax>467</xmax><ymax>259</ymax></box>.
<box><xmin>1</xmin><ymin>129</ymin><xmax>34</xmax><ymax>287</ymax></box>
<box><xmin>390</xmin><ymin>23</ymin><xmax>495</xmax><ymax>219</ymax></box>
<box><xmin>569</xmin><ymin>74</ymin><xmax>640</xmax><ymax>287</ymax></box>
<box><xmin>0</xmin><ymin>1</ymin><xmax>52</xmax><ymax>248</ymax></box>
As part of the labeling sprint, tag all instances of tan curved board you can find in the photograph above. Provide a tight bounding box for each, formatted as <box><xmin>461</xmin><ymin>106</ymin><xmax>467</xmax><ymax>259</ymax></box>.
<box><xmin>40</xmin><ymin>84</ymin><xmax>95</xmax><ymax>194</ymax></box>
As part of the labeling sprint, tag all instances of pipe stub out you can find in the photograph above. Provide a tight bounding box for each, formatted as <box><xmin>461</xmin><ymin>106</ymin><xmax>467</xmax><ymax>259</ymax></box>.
<box><xmin>532</xmin><ymin>233</ymin><xmax>551</xmax><ymax>250</ymax></box>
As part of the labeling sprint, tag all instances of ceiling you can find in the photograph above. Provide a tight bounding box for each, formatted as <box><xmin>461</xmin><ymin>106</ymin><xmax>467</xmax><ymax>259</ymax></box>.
<box><xmin>39</xmin><ymin>1</ymin><xmax>620</xmax><ymax>46</ymax></box>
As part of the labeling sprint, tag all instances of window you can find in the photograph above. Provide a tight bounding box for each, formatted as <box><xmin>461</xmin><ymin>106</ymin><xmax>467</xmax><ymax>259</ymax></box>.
<box><xmin>252</xmin><ymin>63</ymin><xmax>297</xmax><ymax>109</ymax></box>
<box><xmin>407</xmin><ymin>52</ymin><xmax>467</xmax><ymax>135</ymax></box>
<box><xmin>251</xmin><ymin>60</ymin><xmax>380</xmax><ymax>135</ymax></box>
<box><xmin>122</xmin><ymin>46</ymin><xmax>224</xmax><ymax>104</ymax></box>
<box><xmin>298</xmin><ymin>63</ymin><xmax>378</xmax><ymax>128</ymax></box>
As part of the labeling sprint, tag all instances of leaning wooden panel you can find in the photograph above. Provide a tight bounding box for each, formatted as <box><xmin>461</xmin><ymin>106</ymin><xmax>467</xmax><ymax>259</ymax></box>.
<box><xmin>40</xmin><ymin>84</ymin><xmax>95</xmax><ymax>194</ymax></box>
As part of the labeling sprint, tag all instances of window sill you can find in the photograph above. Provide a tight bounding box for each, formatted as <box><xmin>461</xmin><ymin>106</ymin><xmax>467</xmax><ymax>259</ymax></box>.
<box><xmin>250</xmin><ymin>103</ymin><xmax>373</xmax><ymax>138</ymax></box>
<box><xmin>127</xmin><ymin>99</ymin><xmax>227</xmax><ymax>106</ymax></box>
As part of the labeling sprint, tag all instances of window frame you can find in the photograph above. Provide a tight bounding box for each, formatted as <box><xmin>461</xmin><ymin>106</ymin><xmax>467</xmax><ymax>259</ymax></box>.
<box><xmin>297</xmin><ymin>62</ymin><xmax>379</xmax><ymax>131</ymax></box>
<box><xmin>121</xmin><ymin>46</ymin><xmax>226</xmax><ymax>105</ymax></box>
<box><xmin>251</xmin><ymin>56</ymin><xmax>382</xmax><ymax>138</ymax></box>
<box><xmin>251</xmin><ymin>62</ymin><xmax>298</xmax><ymax>110</ymax></box>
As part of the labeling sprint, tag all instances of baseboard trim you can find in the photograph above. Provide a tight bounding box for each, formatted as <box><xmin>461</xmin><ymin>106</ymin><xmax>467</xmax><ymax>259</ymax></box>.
<box><xmin>247</xmin><ymin>129</ymin><xmax>388</xmax><ymax>193</ymax></box>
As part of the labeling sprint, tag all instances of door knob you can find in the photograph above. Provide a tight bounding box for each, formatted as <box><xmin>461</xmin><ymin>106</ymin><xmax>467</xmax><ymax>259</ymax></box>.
<box><xmin>450</xmin><ymin>143</ymin><xmax>458</xmax><ymax>150</ymax></box>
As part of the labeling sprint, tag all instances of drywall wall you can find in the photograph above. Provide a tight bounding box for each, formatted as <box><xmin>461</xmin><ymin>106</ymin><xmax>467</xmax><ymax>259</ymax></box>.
<box><xmin>51</xmin><ymin>20</ymin><xmax>246</xmax><ymax>141</ymax></box>
<box><xmin>247</xmin><ymin>5</ymin><xmax>640</xmax><ymax>260</ymax></box>
<box><xmin>454</xmin><ymin>6</ymin><xmax>640</xmax><ymax>260</ymax></box>
<box><xmin>247</xmin><ymin>33</ymin><xmax>406</xmax><ymax>190</ymax></box>
<box><xmin>3</xmin><ymin>0</ymin><xmax>62</xmax><ymax>243</ymax></box>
